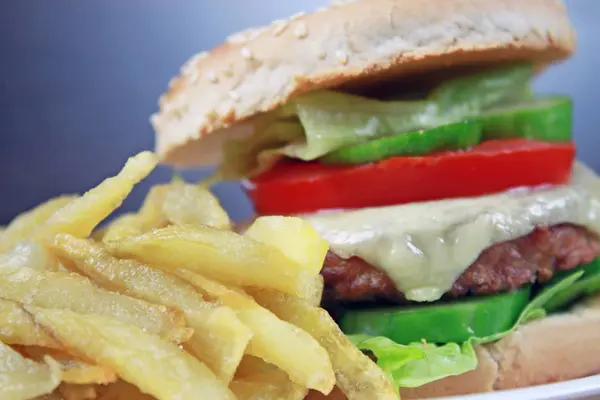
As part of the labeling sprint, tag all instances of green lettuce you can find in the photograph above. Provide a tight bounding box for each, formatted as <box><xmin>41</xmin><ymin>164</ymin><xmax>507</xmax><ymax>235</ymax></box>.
<box><xmin>349</xmin><ymin>336</ymin><xmax>476</xmax><ymax>391</ymax></box>
<box><xmin>217</xmin><ymin>64</ymin><xmax>533</xmax><ymax>179</ymax></box>
<box><xmin>349</xmin><ymin>268</ymin><xmax>594</xmax><ymax>392</ymax></box>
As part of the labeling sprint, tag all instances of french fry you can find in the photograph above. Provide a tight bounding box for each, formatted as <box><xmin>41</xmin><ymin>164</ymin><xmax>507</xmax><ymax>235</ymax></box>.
<box><xmin>102</xmin><ymin>213</ymin><xmax>142</xmax><ymax>243</ymax></box>
<box><xmin>91</xmin><ymin>226</ymin><xmax>108</xmax><ymax>242</ymax></box>
<box><xmin>35</xmin><ymin>152</ymin><xmax>158</xmax><ymax>241</ymax></box>
<box><xmin>162</xmin><ymin>181</ymin><xmax>231</xmax><ymax>230</ymax></box>
<box><xmin>182</xmin><ymin>309</ymin><xmax>251</xmax><ymax>383</ymax></box>
<box><xmin>244</xmin><ymin>216</ymin><xmax>329</xmax><ymax>275</ymax></box>
<box><xmin>0</xmin><ymin>241</ymin><xmax>62</xmax><ymax>273</ymax></box>
<box><xmin>61</xmin><ymin>363</ymin><xmax>116</xmax><ymax>385</ymax></box>
<box><xmin>230</xmin><ymin>369</ymin><xmax>309</xmax><ymax>400</ymax></box>
<box><xmin>177</xmin><ymin>269</ymin><xmax>335</xmax><ymax>394</ymax></box>
<box><xmin>234</xmin><ymin>355</ymin><xmax>277</xmax><ymax>379</ymax></box>
<box><xmin>20</xmin><ymin>347</ymin><xmax>118</xmax><ymax>386</ymax></box>
<box><xmin>102</xmin><ymin>185</ymin><xmax>169</xmax><ymax>242</ymax></box>
<box><xmin>52</xmin><ymin>234</ymin><xmax>251</xmax><ymax>383</ymax></box>
<box><xmin>0</xmin><ymin>266</ymin><xmax>190</xmax><ymax>343</ymax></box>
<box><xmin>0</xmin><ymin>299</ymin><xmax>61</xmax><ymax>348</ymax></box>
<box><xmin>105</xmin><ymin>225</ymin><xmax>323</xmax><ymax>301</ymax></box>
<box><xmin>32</xmin><ymin>308</ymin><xmax>237</xmax><ymax>400</ymax></box>
<box><xmin>0</xmin><ymin>196</ymin><xmax>76</xmax><ymax>252</ymax></box>
<box><xmin>250</xmin><ymin>289</ymin><xmax>398</xmax><ymax>400</ymax></box>
<box><xmin>0</xmin><ymin>340</ymin><xmax>61</xmax><ymax>400</ymax></box>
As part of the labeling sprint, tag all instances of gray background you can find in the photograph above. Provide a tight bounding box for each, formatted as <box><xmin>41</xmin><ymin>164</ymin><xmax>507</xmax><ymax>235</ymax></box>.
<box><xmin>0</xmin><ymin>0</ymin><xmax>598</xmax><ymax>224</ymax></box>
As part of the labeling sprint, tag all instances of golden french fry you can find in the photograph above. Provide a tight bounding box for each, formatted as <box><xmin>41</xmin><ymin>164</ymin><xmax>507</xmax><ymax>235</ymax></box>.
<box><xmin>0</xmin><ymin>196</ymin><xmax>76</xmax><ymax>252</ymax></box>
<box><xmin>102</xmin><ymin>185</ymin><xmax>169</xmax><ymax>243</ymax></box>
<box><xmin>244</xmin><ymin>216</ymin><xmax>329</xmax><ymax>275</ymax></box>
<box><xmin>0</xmin><ymin>299</ymin><xmax>61</xmax><ymax>348</ymax></box>
<box><xmin>0</xmin><ymin>266</ymin><xmax>190</xmax><ymax>343</ymax></box>
<box><xmin>61</xmin><ymin>365</ymin><xmax>116</xmax><ymax>385</ymax></box>
<box><xmin>19</xmin><ymin>346</ymin><xmax>117</xmax><ymax>385</ymax></box>
<box><xmin>230</xmin><ymin>369</ymin><xmax>309</xmax><ymax>400</ymax></box>
<box><xmin>250</xmin><ymin>289</ymin><xmax>397</xmax><ymax>400</ymax></box>
<box><xmin>178</xmin><ymin>269</ymin><xmax>335</xmax><ymax>394</ymax></box>
<box><xmin>32</xmin><ymin>308</ymin><xmax>237</xmax><ymax>400</ymax></box>
<box><xmin>60</xmin><ymin>360</ymin><xmax>117</xmax><ymax>385</ymax></box>
<box><xmin>58</xmin><ymin>384</ymin><xmax>97</xmax><ymax>400</ymax></box>
<box><xmin>182</xmin><ymin>309</ymin><xmax>251</xmax><ymax>383</ymax></box>
<box><xmin>234</xmin><ymin>355</ymin><xmax>277</xmax><ymax>379</ymax></box>
<box><xmin>105</xmin><ymin>225</ymin><xmax>323</xmax><ymax>301</ymax></box>
<box><xmin>0</xmin><ymin>241</ymin><xmax>62</xmax><ymax>273</ymax></box>
<box><xmin>102</xmin><ymin>213</ymin><xmax>142</xmax><ymax>243</ymax></box>
<box><xmin>35</xmin><ymin>152</ymin><xmax>158</xmax><ymax>241</ymax></box>
<box><xmin>162</xmin><ymin>181</ymin><xmax>231</xmax><ymax>230</ymax></box>
<box><xmin>52</xmin><ymin>234</ymin><xmax>251</xmax><ymax>383</ymax></box>
<box><xmin>90</xmin><ymin>226</ymin><xmax>108</xmax><ymax>242</ymax></box>
<box><xmin>0</xmin><ymin>340</ymin><xmax>61</xmax><ymax>400</ymax></box>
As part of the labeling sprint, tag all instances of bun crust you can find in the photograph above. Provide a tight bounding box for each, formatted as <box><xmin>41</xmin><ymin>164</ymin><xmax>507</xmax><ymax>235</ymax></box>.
<box><xmin>152</xmin><ymin>0</ymin><xmax>575</xmax><ymax>167</ymax></box>
<box><xmin>306</xmin><ymin>299</ymin><xmax>600</xmax><ymax>399</ymax></box>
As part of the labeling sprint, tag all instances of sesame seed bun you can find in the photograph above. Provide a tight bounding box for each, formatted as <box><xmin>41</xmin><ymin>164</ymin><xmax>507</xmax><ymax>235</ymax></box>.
<box><xmin>152</xmin><ymin>0</ymin><xmax>575</xmax><ymax>167</ymax></box>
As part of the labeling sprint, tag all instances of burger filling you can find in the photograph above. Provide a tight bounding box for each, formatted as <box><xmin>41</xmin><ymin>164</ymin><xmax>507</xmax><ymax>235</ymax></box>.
<box><xmin>322</xmin><ymin>224</ymin><xmax>600</xmax><ymax>306</ymax></box>
<box><xmin>217</xmin><ymin>63</ymin><xmax>600</xmax><ymax>390</ymax></box>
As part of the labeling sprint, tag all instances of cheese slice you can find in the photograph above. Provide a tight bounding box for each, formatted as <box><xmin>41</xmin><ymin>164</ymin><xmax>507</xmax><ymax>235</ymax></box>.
<box><xmin>303</xmin><ymin>163</ymin><xmax>600</xmax><ymax>302</ymax></box>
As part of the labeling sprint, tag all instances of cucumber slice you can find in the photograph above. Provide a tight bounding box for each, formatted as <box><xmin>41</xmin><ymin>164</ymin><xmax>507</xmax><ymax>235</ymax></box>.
<box><xmin>339</xmin><ymin>287</ymin><xmax>531</xmax><ymax>345</ymax></box>
<box><xmin>481</xmin><ymin>96</ymin><xmax>572</xmax><ymax>142</ymax></box>
<box><xmin>321</xmin><ymin>120</ymin><xmax>482</xmax><ymax>165</ymax></box>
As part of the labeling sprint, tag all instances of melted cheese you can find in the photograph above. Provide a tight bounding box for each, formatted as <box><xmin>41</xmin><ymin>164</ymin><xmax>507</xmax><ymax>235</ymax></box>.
<box><xmin>303</xmin><ymin>163</ymin><xmax>600</xmax><ymax>302</ymax></box>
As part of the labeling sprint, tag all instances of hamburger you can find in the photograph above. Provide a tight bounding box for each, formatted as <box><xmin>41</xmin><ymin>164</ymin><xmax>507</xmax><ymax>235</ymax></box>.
<box><xmin>151</xmin><ymin>0</ymin><xmax>600</xmax><ymax>397</ymax></box>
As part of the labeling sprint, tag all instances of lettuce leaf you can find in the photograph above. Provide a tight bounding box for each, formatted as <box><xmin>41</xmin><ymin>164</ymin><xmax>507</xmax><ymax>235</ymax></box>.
<box><xmin>217</xmin><ymin>64</ymin><xmax>533</xmax><ymax>179</ymax></box>
<box><xmin>348</xmin><ymin>265</ymin><xmax>595</xmax><ymax>392</ymax></box>
<box><xmin>349</xmin><ymin>335</ymin><xmax>477</xmax><ymax>391</ymax></box>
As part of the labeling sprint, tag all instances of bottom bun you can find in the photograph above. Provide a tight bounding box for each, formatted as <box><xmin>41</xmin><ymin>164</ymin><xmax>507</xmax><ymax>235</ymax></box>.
<box><xmin>306</xmin><ymin>296</ymin><xmax>600</xmax><ymax>399</ymax></box>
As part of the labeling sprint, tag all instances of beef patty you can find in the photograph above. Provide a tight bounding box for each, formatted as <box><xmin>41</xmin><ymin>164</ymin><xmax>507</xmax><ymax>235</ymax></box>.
<box><xmin>321</xmin><ymin>224</ymin><xmax>600</xmax><ymax>305</ymax></box>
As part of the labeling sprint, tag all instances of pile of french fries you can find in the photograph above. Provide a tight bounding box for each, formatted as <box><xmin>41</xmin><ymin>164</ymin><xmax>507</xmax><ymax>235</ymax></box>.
<box><xmin>0</xmin><ymin>152</ymin><xmax>397</xmax><ymax>400</ymax></box>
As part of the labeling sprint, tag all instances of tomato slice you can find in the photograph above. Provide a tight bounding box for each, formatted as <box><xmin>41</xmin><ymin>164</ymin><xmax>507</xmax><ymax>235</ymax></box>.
<box><xmin>246</xmin><ymin>139</ymin><xmax>576</xmax><ymax>215</ymax></box>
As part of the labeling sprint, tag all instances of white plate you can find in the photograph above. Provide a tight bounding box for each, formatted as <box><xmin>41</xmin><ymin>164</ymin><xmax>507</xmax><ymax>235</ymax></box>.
<box><xmin>432</xmin><ymin>375</ymin><xmax>600</xmax><ymax>400</ymax></box>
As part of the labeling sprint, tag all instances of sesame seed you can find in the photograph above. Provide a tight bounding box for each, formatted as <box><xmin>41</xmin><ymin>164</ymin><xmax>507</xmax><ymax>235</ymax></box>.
<box><xmin>206</xmin><ymin>109</ymin><xmax>218</xmax><ymax>121</ymax></box>
<box><xmin>197</xmin><ymin>51</ymin><xmax>209</xmax><ymax>60</ymax></box>
<box><xmin>290</xmin><ymin>11</ymin><xmax>306</xmax><ymax>20</ymax></box>
<box><xmin>240</xmin><ymin>47</ymin><xmax>253</xmax><ymax>60</ymax></box>
<box><xmin>336</xmin><ymin>50</ymin><xmax>349</xmax><ymax>65</ymax></box>
<box><xmin>229</xmin><ymin>91</ymin><xmax>241</xmax><ymax>102</ymax></box>
<box><xmin>315</xmin><ymin>7</ymin><xmax>328</xmax><ymax>12</ymax></box>
<box><xmin>172</xmin><ymin>107</ymin><xmax>185</xmax><ymax>119</ymax></box>
<box><xmin>207</xmin><ymin>71</ymin><xmax>219</xmax><ymax>84</ymax></box>
<box><xmin>223</xmin><ymin>65</ymin><xmax>234</xmax><ymax>77</ymax></box>
<box><xmin>272</xmin><ymin>20</ymin><xmax>288</xmax><ymax>36</ymax></box>
<box><xmin>294</xmin><ymin>22</ymin><xmax>308</xmax><ymax>39</ymax></box>
<box><xmin>317</xmin><ymin>51</ymin><xmax>327</xmax><ymax>60</ymax></box>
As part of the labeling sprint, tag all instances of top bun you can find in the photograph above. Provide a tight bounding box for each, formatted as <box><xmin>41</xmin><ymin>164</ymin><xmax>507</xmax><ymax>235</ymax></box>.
<box><xmin>152</xmin><ymin>0</ymin><xmax>575</xmax><ymax>167</ymax></box>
